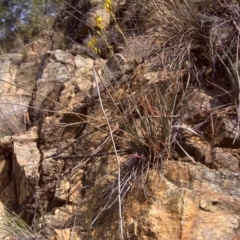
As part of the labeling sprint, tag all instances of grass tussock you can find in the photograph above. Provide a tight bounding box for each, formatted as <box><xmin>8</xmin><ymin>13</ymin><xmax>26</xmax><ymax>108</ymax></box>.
<box><xmin>0</xmin><ymin>205</ymin><xmax>34</xmax><ymax>239</ymax></box>
<box><xmin>82</xmin><ymin>0</ymin><xmax>240</xmax><ymax>233</ymax></box>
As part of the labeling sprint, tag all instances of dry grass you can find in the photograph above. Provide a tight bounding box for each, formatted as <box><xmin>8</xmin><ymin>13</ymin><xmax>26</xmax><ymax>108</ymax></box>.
<box><xmin>0</xmin><ymin>205</ymin><xmax>34</xmax><ymax>239</ymax></box>
<box><xmin>78</xmin><ymin>0</ymin><xmax>240</xmax><ymax>236</ymax></box>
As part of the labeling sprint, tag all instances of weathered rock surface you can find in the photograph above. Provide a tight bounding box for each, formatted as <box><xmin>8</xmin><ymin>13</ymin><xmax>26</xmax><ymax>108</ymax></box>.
<box><xmin>121</xmin><ymin>161</ymin><xmax>240</xmax><ymax>240</ymax></box>
<box><xmin>51</xmin><ymin>228</ymin><xmax>81</xmax><ymax>240</ymax></box>
<box><xmin>0</xmin><ymin>54</ymin><xmax>31</xmax><ymax>136</ymax></box>
<box><xmin>0</xmin><ymin>1</ymin><xmax>240</xmax><ymax>239</ymax></box>
<box><xmin>12</xmin><ymin>130</ymin><xmax>40</xmax><ymax>206</ymax></box>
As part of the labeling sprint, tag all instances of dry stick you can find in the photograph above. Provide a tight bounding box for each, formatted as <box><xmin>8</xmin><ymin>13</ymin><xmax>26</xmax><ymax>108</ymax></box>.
<box><xmin>0</xmin><ymin>102</ymin><xmax>72</xmax><ymax>115</ymax></box>
<box><xmin>51</xmin><ymin>149</ymin><xmax>130</xmax><ymax>160</ymax></box>
<box><xmin>233</xmin><ymin>20</ymin><xmax>240</xmax><ymax>143</ymax></box>
<box><xmin>92</xmin><ymin>64</ymin><xmax>124</xmax><ymax>240</ymax></box>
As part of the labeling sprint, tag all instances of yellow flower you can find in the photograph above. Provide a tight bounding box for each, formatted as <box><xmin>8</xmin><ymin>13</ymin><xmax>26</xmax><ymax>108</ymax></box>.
<box><xmin>105</xmin><ymin>0</ymin><xmax>112</xmax><ymax>13</ymax></box>
<box><xmin>96</xmin><ymin>16</ymin><xmax>104</xmax><ymax>31</ymax></box>
<box><xmin>87</xmin><ymin>36</ymin><xmax>97</xmax><ymax>48</ymax></box>
<box><xmin>87</xmin><ymin>36</ymin><xmax>100</xmax><ymax>55</ymax></box>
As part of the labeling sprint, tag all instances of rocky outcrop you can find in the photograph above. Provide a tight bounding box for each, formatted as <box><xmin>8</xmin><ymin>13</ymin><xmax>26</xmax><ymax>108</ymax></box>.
<box><xmin>122</xmin><ymin>161</ymin><xmax>240</xmax><ymax>240</ymax></box>
<box><xmin>0</xmin><ymin>0</ymin><xmax>240</xmax><ymax>239</ymax></box>
<box><xmin>12</xmin><ymin>128</ymin><xmax>40</xmax><ymax>206</ymax></box>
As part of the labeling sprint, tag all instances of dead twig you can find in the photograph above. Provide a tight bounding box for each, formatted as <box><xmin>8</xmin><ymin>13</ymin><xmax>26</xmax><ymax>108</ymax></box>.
<box><xmin>93</xmin><ymin>63</ymin><xmax>124</xmax><ymax>240</ymax></box>
<box><xmin>51</xmin><ymin>149</ymin><xmax>131</xmax><ymax>160</ymax></box>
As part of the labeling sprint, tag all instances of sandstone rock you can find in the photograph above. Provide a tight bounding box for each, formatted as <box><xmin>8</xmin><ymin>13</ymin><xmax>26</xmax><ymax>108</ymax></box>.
<box><xmin>52</xmin><ymin>228</ymin><xmax>81</xmax><ymax>240</ymax></box>
<box><xmin>12</xmin><ymin>137</ymin><xmax>41</xmax><ymax>205</ymax></box>
<box><xmin>180</xmin><ymin>133</ymin><xmax>211</xmax><ymax>163</ymax></box>
<box><xmin>73</xmin><ymin>55</ymin><xmax>94</xmax><ymax>78</ymax></box>
<box><xmin>0</xmin><ymin>181</ymin><xmax>17</xmax><ymax>207</ymax></box>
<box><xmin>175</xmin><ymin>89</ymin><xmax>240</xmax><ymax>164</ymax></box>
<box><xmin>41</xmin><ymin>61</ymin><xmax>73</xmax><ymax>82</ymax></box>
<box><xmin>0</xmin><ymin>54</ymin><xmax>30</xmax><ymax>95</ymax></box>
<box><xmin>30</xmin><ymin>50</ymin><xmax>94</xmax><ymax>122</ymax></box>
<box><xmin>179</xmin><ymin>89</ymin><xmax>223</xmax><ymax>122</ymax></box>
<box><xmin>143</xmin><ymin>71</ymin><xmax>158</xmax><ymax>84</ymax></box>
<box><xmin>40</xmin><ymin>205</ymin><xmax>75</xmax><ymax>230</ymax></box>
<box><xmin>39</xmin><ymin>151</ymin><xmax>65</xmax><ymax>203</ymax></box>
<box><xmin>54</xmin><ymin>169</ymin><xmax>84</xmax><ymax>204</ymax></box>
<box><xmin>52</xmin><ymin>49</ymin><xmax>75</xmax><ymax>66</ymax></box>
<box><xmin>12</xmin><ymin>126</ymin><xmax>38</xmax><ymax>142</ymax></box>
<box><xmin>15</xmin><ymin>61</ymin><xmax>36</xmax><ymax>94</ymax></box>
<box><xmin>59</xmin><ymin>75</ymin><xmax>92</xmax><ymax>111</ymax></box>
<box><xmin>119</xmin><ymin>161</ymin><xmax>240</xmax><ymax>240</ymax></box>
<box><xmin>0</xmin><ymin>54</ymin><xmax>36</xmax><ymax>136</ymax></box>
<box><xmin>41</xmin><ymin>157</ymin><xmax>65</xmax><ymax>185</ymax></box>
<box><xmin>1</xmin><ymin>130</ymin><xmax>38</xmax><ymax>208</ymax></box>
<box><xmin>211</xmin><ymin>147</ymin><xmax>240</xmax><ymax>172</ymax></box>
<box><xmin>39</xmin><ymin>116</ymin><xmax>65</xmax><ymax>150</ymax></box>
<box><xmin>0</xmin><ymin>95</ymin><xmax>30</xmax><ymax>136</ymax></box>
<box><xmin>216</xmin><ymin>117</ymin><xmax>240</xmax><ymax>148</ymax></box>
<box><xmin>31</xmin><ymin>78</ymin><xmax>63</xmax><ymax>121</ymax></box>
